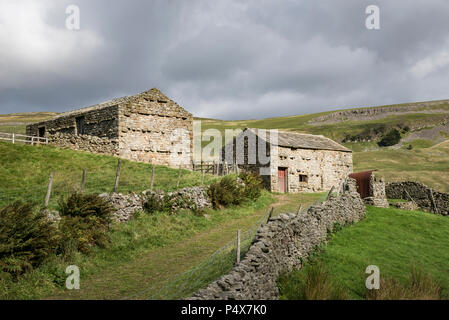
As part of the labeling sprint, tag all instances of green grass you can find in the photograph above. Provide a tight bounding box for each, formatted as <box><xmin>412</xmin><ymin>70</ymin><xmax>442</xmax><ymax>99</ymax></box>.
<box><xmin>0</xmin><ymin>141</ymin><xmax>218</xmax><ymax>209</ymax></box>
<box><xmin>353</xmin><ymin>145</ymin><xmax>449</xmax><ymax>192</ymax></box>
<box><xmin>402</xmin><ymin>139</ymin><xmax>438</xmax><ymax>149</ymax></box>
<box><xmin>278</xmin><ymin>206</ymin><xmax>449</xmax><ymax>300</ymax></box>
<box><xmin>0</xmin><ymin>191</ymin><xmax>277</xmax><ymax>300</ymax></box>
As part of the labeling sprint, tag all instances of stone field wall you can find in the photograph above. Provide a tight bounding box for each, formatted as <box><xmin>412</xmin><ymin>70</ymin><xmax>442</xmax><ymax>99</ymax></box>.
<box><xmin>188</xmin><ymin>179</ymin><xmax>365</xmax><ymax>300</ymax></box>
<box><xmin>386</xmin><ymin>181</ymin><xmax>449</xmax><ymax>216</ymax></box>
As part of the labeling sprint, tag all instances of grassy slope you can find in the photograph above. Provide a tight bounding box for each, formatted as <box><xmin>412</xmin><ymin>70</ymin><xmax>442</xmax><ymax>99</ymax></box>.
<box><xmin>353</xmin><ymin>145</ymin><xmax>449</xmax><ymax>192</ymax></box>
<box><xmin>0</xmin><ymin>112</ymin><xmax>57</xmax><ymax>134</ymax></box>
<box><xmin>279</xmin><ymin>206</ymin><xmax>449</xmax><ymax>300</ymax></box>
<box><xmin>1</xmin><ymin>192</ymin><xmax>324</xmax><ymax>300</ymax></box>
<box><xmin>0</xmin><ymin>141</ymin><xmax>218</xmax><ymax>209</ymax></box>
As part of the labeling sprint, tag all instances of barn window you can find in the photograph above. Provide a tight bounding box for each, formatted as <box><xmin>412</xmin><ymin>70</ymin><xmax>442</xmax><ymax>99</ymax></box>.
<box><xmin>299</xmin><ymin>175</ymin><xmax>308</xmax><ymax>183</ymax></box>
<box><xmin>76</xmin><ymin>116</ymin><xmax>85</xmax><ymax>135</ymax></box>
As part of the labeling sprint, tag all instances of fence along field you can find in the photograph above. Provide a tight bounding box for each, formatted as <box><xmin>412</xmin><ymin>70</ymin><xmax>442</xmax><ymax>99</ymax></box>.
<box><xmin>0</xmin><ymin>140</ymin><xmax>220</xmax><ymax>209</ymax></box>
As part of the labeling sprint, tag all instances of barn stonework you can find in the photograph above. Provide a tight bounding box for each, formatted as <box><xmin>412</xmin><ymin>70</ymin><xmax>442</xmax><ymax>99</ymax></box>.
<box><xmin>224</xmin><ymin>128</ymin><xmax>353</xmax><ymax>193</ymax></box>
<box><xmin>26</xmin><ymin>88</ymin><xmax>193</xmax><ymax>168</ymax></box>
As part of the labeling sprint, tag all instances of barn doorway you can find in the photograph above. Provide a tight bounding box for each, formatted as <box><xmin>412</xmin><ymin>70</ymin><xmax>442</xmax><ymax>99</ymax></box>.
<box><xmin>278</xmin><ymin>167</ymin><xmax>288</xmax><ymax>193</ymax></box>
<box><xmin>38</xmin><ymin>127</ymin><xmax>46</xmax><ymax>138</ymax></box>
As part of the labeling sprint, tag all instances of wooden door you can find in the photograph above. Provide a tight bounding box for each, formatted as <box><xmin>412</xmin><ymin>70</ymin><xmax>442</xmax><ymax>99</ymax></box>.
<box><xmin>278</xmin><ymin>168</ymin><xmax>287</xmax><ymax>193</ymax></box>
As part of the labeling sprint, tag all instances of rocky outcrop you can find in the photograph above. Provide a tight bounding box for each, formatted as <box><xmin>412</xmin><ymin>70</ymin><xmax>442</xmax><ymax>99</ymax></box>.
<box><xmin>386</xmin><ymin>181</ymin><xmax>449</xmax><ymax>216</ymax></box>
<box><xmin>188</xmin><ymin>179</ymin><xmax>365</xmax><ymax>300</ymax></box>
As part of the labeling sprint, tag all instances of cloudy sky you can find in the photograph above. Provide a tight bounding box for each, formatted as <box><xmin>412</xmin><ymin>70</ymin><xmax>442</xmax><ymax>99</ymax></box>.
<box><xmin>1</xmin><ymin>0</ymin><xmax>449</xmax><ymax>119</ymax></box>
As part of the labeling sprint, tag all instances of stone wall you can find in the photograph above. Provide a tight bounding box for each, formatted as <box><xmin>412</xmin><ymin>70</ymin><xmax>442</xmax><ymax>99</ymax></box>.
<box><xmin>270</xmin><ymin>146</ymin><xmax>353</xmax><ymax>193</ymax></box>
<box><xmin>26</xmin><ymin>89</ymin><xmax>194</xmax><ymax>169</ymax></box>
<box><xmin>386</xmin><ymin>181</ymin><xmax>449</xmax><ymax>216</ymax></box>
<box><xmin>118</xmin><ymin>99</ymin><xmax>193</xmax><ymax>169</ymax></box>
<box><xmin>222</xmin><ymin>130</ymin><xmax>353</xmax><ymax>194</ymax></box>
<box><xmin>99</xmin><ymin>192</ymin><xmax>144</xmax><ymax>222</ymax></box>
<box><xmin>27</xmin><ymin>105</ymin><xmax>120</xmax><ymax>140</ymax></box>
<box><xmin>189</xmin><ymin>179</ymin><xmax>365</xmax><ymax>300</ymax></box>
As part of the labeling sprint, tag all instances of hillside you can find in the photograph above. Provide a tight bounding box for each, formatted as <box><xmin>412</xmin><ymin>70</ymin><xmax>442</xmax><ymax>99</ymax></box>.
<box><xmin>2</xmin><ymin>97</ymin><xmax>449</xmax><ymax>192</ymax></box>
<box><xmin>0</xmin><ymin>141</ymin><xmax>217</xmax><ymax>209</ymax></box>
<box><xmin>278</xmin><ymin>206</ymin><xmax>449</xmax><ymax>299</ymax></box>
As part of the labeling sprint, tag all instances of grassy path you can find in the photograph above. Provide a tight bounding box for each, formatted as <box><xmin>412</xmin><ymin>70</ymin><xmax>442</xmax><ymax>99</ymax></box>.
<box><xmin>46</xmin><ymin>193</ymin><xmax>322</xmax><ymax>300</ymax></box>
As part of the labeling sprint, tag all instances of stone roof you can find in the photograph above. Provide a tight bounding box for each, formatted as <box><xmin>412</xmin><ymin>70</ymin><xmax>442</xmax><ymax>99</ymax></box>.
<box><xmin>245</xmin><ymin>128</ymin><xmax>352</xmax><ymax>152</ymax></box>
<box><xmin>49</xmin><ymin>88</ymin><xmax>191</xmax><ymax>120</ymax></box>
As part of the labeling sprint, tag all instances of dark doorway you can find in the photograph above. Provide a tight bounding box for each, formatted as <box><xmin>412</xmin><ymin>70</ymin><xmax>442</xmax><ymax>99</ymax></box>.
<box><xmin>349</xmin><ymin>170</ymin><xmax>375</xmax><ymax>198</ymax></box>
<box><xmin>278</xmin><ymin>167</ymin><xmax>288</xmax><ymax>193</ymax></box>
<box><xmin>76</xmin><ymin>116</ymin><xmax>85</xmax><ymax>135</ymax></box>
<box><xmin>38</xmin><ymin>127</ymin><xmax>46</xmax><ymax>138</ymax></box>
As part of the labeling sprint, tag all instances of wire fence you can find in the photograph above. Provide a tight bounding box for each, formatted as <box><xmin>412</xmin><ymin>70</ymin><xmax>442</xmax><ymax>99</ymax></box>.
<box><xmin>121</xmin><ymin>192</ymin><xmax>330</xmax><ymax>300</ymax></box>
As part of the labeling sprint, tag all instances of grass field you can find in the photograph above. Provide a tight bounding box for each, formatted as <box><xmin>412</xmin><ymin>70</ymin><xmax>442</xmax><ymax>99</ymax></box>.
<box><xmin>278</xmin><ymin>206</ymin><xmax>449</xmax><ymax>300</ymax></box>
<box><xmin>0</xmin><ymin>141</ymin><xmax>218</xmax><ymax>209</ymax></box>
<box><xmin>0</xmin><ymin>191</ymin><xmax>324</xmax><ymax>300</ymax></box>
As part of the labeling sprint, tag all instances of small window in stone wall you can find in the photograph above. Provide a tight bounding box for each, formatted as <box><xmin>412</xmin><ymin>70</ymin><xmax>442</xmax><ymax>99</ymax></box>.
<box><xmin>299</xmin><ymin>175</ymin><xmax>308</xmax><ymax>183</ymax></box>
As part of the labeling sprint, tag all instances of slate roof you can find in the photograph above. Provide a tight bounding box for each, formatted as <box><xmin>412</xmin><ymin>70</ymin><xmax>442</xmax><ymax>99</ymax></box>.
<box><xmin>245</xmin><ymin>128</ymin><xmax>352</xmax><ymax>153</ymax></box>
<box><xmin>49</xmin><ymin>88</ymin><xmax>190</xmax><ymax>120</ymax></box>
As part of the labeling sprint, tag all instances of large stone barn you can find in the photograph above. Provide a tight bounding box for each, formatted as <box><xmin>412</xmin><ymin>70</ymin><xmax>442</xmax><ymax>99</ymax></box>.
<box><xmin>26</xmin><ymin>88</ymin><xmax>193</xmax><ymax>168</ymax></box>
<box><xmin>225</xmin><ymin>128</ymin><xmax>353</xmax><ymax>193</ymax></box>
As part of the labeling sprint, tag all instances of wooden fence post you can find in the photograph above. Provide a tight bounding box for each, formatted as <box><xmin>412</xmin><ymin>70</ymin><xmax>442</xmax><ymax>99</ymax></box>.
<box><xmin>150</xmin><ymin>160</ymin><xmax>155</xmax><ymax>192</ymax></box>
<box><xmin>201</xmin><ymin>161</ymin><xmax>205</xmax><ymax>185</ymax></box>
<box><xmin>297</xmin><ymin>204</ymin><xmax>303</xmax><ymax>214</ymax></box>
<box><xmin>81</xmin><ymin>168</ymin><xmax>87</xmax><ymax>193</ymax></box>
<box><xmin>326</xmin><ymin>186</ymin><xmax>335</xmax><ymax>200</ymax></box>
<box><xmin>114</xmin><ymin>159</ymin><xmax>121</xmax><ymax>193</ymax></box>
<box><xmin>12</xmin><ymin>133</ymin><xmax>15</xmax><ymax>144</ymax></box>
<box><xmin>44</xmin><ymin>171</ymin><xmax>54</xmax><ymax>208</ymax></box>
<box><xmin>236</xmin><ymin>229</ymin><xmax>241</xmax><ymax>265</ymax></box>
<box><xmin>266</xmin><ymin>207</ymin><xmax>274</xmax><ymax>223</ymax></box>
<box><xmin>177</xmin><ymin>165</ymin><xmax>182</xmax><ymax>188</ymax></box>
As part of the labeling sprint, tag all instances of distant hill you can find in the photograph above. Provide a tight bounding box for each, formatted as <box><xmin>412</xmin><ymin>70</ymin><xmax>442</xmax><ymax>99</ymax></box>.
<box><xmin>2</xmin><ymin>97</ymin><xmax>449</xmax><ymax>152</ymax></box>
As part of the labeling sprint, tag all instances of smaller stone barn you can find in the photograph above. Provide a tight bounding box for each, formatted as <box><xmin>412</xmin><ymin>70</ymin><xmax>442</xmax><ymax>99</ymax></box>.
<box><xmin>27</xmin><ymin>88</ymin><xmax>193</xmax><ymax>168</ymax></box>
<box><xmin>224</xmin><ymin>128</ymin><xmax>353</xmax><ymax>193</ymax></box>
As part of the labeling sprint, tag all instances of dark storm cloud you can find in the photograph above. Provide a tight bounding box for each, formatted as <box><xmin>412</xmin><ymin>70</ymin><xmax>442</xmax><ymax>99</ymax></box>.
<box><xmin>1</xmin><ymin>0</ymin><xmax>449</xmax><ymax>119</ymax></box>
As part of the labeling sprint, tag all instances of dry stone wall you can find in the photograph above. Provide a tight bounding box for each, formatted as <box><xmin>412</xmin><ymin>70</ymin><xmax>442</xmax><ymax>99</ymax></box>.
<box><xmin>189</xmin><ymin>179</ymin><xmax>365</xmax><ymax>300</ymax></box>
<box><xmin>386</xmin><ymin>181</ymin><xmax>449</xmax><ymax>216</ymax></box>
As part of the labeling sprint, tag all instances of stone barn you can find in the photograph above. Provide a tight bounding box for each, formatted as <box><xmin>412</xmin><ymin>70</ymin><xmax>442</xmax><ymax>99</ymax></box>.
<box><xmin>224</xmin><ymin>128</ymin><xmax>353</xmax><ymax>193</ymax></box>
<box><xmin>26</xmin><ymin>88</ymin><xmax>193</xmax><ymax>168</ymax></box>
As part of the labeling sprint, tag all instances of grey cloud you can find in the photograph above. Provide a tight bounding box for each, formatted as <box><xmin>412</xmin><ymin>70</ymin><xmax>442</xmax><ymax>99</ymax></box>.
<box><xmin>1</xmin><ymin>0</ymin><xmax>449</xmax><ymax>120</ymax></box>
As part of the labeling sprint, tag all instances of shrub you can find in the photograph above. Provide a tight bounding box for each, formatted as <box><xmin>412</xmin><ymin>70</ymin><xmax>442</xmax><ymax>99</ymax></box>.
<box><xmin>239</xmin><ymin>172</ymin><xmax>263</xmax><ymax>200</ymax></box>
<box><xmin>378</xmin><ymin>129</ymin><xmax>401</xmax><ymax>147</ymax></box>
<box><xmin>207</xmin><ymin>176</ymin><xmax>245</xmax><ymax>209</ymax></box>
<box><xmin>58</xmin><ymin>193</ymin><xmax>114</xmax><ymax>254</ymax></box>
<box><xmin>0</xmin><ymin>202</ymin><xmax>58</xmax><ymax>277</ymax></box>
